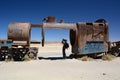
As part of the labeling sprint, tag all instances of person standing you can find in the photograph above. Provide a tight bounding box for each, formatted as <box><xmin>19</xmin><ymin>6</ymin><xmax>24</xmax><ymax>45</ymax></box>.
<box><xmin>62</xmin><ymin>39</ymin><xmax>69</xmax><ymax>59</ymax></box>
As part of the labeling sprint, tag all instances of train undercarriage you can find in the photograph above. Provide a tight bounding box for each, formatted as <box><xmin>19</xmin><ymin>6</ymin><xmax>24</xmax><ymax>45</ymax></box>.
<box><xmin>0</xmin><ymin>40</ymin><xmax>38</xmax><ymax>61</ymax></box>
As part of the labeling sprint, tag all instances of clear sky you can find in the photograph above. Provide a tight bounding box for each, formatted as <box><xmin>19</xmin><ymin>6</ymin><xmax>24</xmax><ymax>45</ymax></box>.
<box><xmin>0</xmin><ymin>0</ymin><xmax>120</xmax><ymax>42</ymax></box>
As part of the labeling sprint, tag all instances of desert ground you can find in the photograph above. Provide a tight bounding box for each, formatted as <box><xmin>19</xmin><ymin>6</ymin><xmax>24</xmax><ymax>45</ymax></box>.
<box><xmin>0</xmin><ymin>43</ymin><xmax>120</xmax><ymax>80</ymax></box>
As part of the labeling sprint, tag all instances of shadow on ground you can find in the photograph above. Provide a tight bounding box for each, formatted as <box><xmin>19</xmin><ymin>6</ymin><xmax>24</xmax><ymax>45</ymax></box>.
<box><xmin>38</xmin><ymin>56</ymin><xmax>70</xmax><ymax>60</ymax></box>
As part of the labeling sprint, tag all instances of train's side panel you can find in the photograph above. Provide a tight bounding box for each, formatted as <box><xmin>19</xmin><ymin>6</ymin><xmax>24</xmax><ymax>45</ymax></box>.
<box><xmin>70</xmin><ymin>22</ymin><xmax>109</xmax><ymax>54</ymax></box>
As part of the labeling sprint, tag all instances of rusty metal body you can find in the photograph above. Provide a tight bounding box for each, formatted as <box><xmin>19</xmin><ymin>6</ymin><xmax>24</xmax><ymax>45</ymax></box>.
<box><xmin>7</xmin><ymin>22</ymin><xmax>34</xmax><ymax>61</ymax></box>
<box><xmin>31</xmin><ymin>23</ymin><xmax>76</xmax><ymax>30</ymax></box>
<box><xmin>8</xmin><ymin>22</ymin><xmax>31</xmax><ymax>46</ymax></box>
<box><xmin>1</xmin><ymin>16</ymin><xmax>120</xmax><ymax>60</ymax></box>
<box><xmin>70</xmin><ymin>22</ymin><xmax>109</xmax><ymax>55</ymax></box>
<box><xmin>43</xmin><ymin>23</ymin><xmax>76</xmax><ymax>30</ymax></box>
<box><xmin>1</xmin><ymin>17</ymin><xmax>110</xmax><ymax>60</ymax></box>
<box><xmin>30</xmin><ymin>17</ymin><xmax>109</xmax><ymax>55</ymax></box>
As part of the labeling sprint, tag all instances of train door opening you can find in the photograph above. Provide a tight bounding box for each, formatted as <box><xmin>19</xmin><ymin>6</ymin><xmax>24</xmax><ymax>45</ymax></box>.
<box><xmin>38</xmin><ymin>29</ymin><xmax>71</xmax><ymax>58</ymax></box>
<box><xmin>31</xmin><ymin>28</ymin><xmax>41</xmax><ymax>46</ymax></box>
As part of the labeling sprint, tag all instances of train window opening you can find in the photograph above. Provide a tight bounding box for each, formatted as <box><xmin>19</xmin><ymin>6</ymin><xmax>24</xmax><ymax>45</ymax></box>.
<box><xmin>99</xmin><ymin>24</ymin><xmax>103</xmax><ymax>26</ymax></box>
<box><xmin>44</xmin><ymin>29</ymin><xmax>69</xmax><ymax>43</ymax></box>
<box><xmin>86</xmin><ymin>23</ymin><xmax>93</xmax><ymax>25</ymax></box>
<box><xmin>31</xmin><ymin>28</ymin><xmax>41</xmax><ymax>44</ymax></box>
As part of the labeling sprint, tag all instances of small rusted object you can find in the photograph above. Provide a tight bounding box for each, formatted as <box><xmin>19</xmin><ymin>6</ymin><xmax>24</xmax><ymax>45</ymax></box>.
<box><xmin>46</xmin><ymin>16</ymin><xmax>56</xmax><ymax>23</ymax></box>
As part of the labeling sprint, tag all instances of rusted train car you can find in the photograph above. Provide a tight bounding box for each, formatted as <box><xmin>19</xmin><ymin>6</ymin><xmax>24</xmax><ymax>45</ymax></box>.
<box><xmin>39</xmin><ymin>17</ymin><xmax>110</xmax><ymax>57</ymax></box>
<box><xmin>41</xmin><ymin>17</ymin><xmax>119</xmax><ymax>57</ymax></box>
<box><xmin>0</xmin><ymin>23</ymin><xmax>38</xmax><ymax>61</ymax></box>
<box><xmin>0</xmin><ymin>17</ymin><xmax>120</xmax><ymax>61</ymax></box>
<box><xmin>69</xmin><ymin>20</ymin><xmax>109</xmax><ymax>57</ymax></box>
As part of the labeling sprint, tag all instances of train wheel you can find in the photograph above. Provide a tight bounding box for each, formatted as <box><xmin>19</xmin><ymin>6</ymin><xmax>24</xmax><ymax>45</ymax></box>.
<box><xmin>113</xmin><ymin>52</ymin><xmax>119</xmax><ymax>57</ymax></box>
<box><xmin>112</xmin><ymin>49</ymin><xmax>120</xmax><ymax>57</ymax></box>
<box><xmin>28</xmin><ymin>52</ymin><xmax>34</xmax><ymax>59</ymax></box>
<box><xmin>0</xmin><ymin>54</ymin><xmax>1</xmax><ymax>61</ymax></box>
<box><xmin>110</xmin><ymin>47</ymin><xmax>120</xmax><ymax>57</ymax></box>
<box><xmin>13</xmin><ymin>51</ymin><xmax>23</xmax><ymax>61</ymax></box>
<box><xmin>27</xmin><ymin>52</ymin><xmax>37</xmax><ymax>60</ymax></box>
<box><xmin>88</xmin><ymin>53</ymin><xmax>98</xmax><ymax>59</ymax></box>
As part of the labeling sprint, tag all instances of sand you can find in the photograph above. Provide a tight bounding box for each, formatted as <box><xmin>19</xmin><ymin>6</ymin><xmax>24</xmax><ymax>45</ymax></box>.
<box><xmin>0</xmin><ymin>43</ymin><xmax>120</xmax><ymax>80</ymax></box>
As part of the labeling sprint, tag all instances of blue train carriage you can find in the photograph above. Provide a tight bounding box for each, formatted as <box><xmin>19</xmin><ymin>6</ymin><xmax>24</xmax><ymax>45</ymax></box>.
<box><xmin>70</xmin><ymin>19</ymin><xmax>109</xmax><ymax>58</ymax></box>
<box><xmin>0</xmin><ymin>40</ymin><xmax>13</xmax><ymax>60</ymax></box>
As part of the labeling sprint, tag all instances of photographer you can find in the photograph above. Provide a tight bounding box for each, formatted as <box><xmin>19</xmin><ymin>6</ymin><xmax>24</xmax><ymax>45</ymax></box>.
<box><xmin>61</xmin><ymin>39</ymin><xmax>69</xmax><ymax>59</ymax></box>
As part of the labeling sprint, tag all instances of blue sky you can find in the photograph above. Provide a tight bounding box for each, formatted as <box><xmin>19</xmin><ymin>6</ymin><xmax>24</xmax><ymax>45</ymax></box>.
<box><xmin>0</xmin><ymin>0</ymin><xmax>120</xmax><ymax>42</ymax></box>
